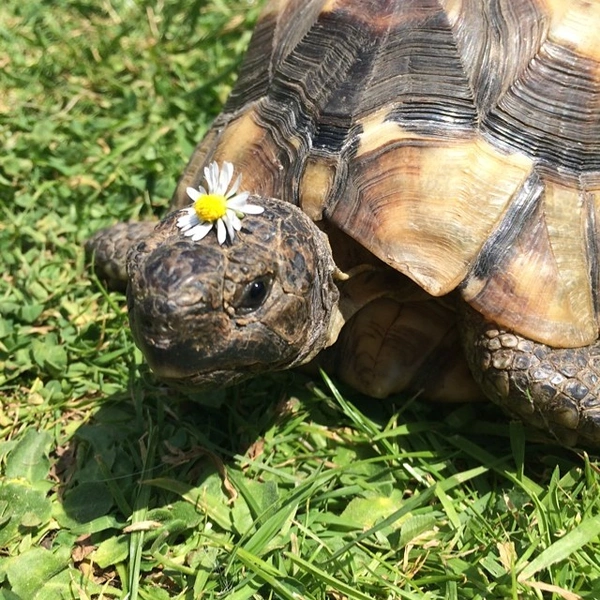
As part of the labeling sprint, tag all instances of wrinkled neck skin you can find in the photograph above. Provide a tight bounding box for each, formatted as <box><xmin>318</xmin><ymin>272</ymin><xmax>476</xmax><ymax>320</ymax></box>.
<box><xmin>126</xmin><ymin>196</ymin><xmax>346</xmax><ymax>391</ymax></box>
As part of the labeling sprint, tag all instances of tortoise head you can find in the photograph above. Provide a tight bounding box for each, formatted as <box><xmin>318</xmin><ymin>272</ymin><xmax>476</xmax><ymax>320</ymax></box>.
<box><xmin>126</xmin><ymin>197</ymin><xmax>342</xmax><ymax>390</ymax></box>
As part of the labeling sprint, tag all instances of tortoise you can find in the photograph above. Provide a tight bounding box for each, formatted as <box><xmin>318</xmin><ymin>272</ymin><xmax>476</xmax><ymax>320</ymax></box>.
<box><xmin>87</xmin><ymin>0</ymin><xmax>600</xmax><ymax>447</ymax></box>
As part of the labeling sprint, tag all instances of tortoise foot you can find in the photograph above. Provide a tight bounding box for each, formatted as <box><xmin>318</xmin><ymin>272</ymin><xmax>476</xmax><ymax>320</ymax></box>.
<box><xmin>86</xmin><ymin>221</ymin><xmax>157</xmax><ymax>291</ymax></box>
<box><xmin>461</xmin><ymin>306</ymin><xmax>600</xmax><ymax>447</ymax></box>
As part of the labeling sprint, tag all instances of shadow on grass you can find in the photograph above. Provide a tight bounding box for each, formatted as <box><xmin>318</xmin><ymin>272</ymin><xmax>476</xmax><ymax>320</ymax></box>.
<box><xmin>56</xmin><ymin>364</ymin><xmax>585</xmax><ymax>530</ymax></box>
<box><xmin>34</xmin><ymin>364</ymin><xmax>595</xmax><ymax>597</ymax></box>
<box><xmin>57</xmin><ymin>370</ymin><xmax>297</xmax><ymax>525</ymax></box>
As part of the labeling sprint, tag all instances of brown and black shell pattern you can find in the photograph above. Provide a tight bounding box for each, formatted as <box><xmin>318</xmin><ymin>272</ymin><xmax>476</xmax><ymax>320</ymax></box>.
<box><xmin>172</xmin><ymin>0</ymin><xmax>600</xmax><ymax>350</ymax></box>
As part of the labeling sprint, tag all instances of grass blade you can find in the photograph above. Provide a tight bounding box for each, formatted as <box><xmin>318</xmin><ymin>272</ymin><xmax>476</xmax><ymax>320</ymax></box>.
<box><xmin>518</xmin><ymin>515</ymin><xmax>600</xmax><ymax>582</ymax></box>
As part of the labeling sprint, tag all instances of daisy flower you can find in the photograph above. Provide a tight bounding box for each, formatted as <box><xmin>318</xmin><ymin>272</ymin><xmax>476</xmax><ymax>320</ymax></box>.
<box><xmin>176</xmin><ymin>161</ymin><xmax>264</xmax><ymax>244</ymax></box>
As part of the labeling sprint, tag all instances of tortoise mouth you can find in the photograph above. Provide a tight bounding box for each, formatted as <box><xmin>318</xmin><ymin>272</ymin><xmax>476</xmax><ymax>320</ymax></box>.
<box><xmin>150</xmin><ymin>364</ymin><xmax>255</xmax><ymax>392</ymax></box>
<box><xmin>128</xmin><ymin>283</ymin><xmax>297</xmax><ymax>389</ymax></box>
<box><xmin>136</xmin><ymin>334</ymin><xmax>266</xmax><ymax>386</ymax></box>
<box><xmin>128</xmin><ymin>304</ymin><xmax>283</xmax><ymax>386</ymax></box>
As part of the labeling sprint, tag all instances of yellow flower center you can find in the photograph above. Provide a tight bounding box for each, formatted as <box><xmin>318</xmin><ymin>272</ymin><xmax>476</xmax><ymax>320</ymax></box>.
<box><xmin>194</xmin><ymin>194</ymin><xmax>227</xmax><ymax>222</ymax></box>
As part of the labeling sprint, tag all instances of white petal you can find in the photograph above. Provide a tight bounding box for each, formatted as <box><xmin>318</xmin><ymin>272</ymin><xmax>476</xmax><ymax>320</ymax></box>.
<box><xmin>226</xmin><ymin>192</ymin><xmax>250</xmax><ymax>208</ymax></box>
<box><xmin>187</xmin><ymin>222</ymin><xmax>213</xmax><ymax>241</ymax></box>
<box><xmin>184</xmin><ymin>222</ymin><xmax>206</xmax><ymax>235</ymax></box>
<box><xmin>177</xmin><ymin>210</ymin><xmax>199</xmax><ymax>230</ymax></box>
<box><xmin>176</xmin><ymin>211</ymin><xmax>192</xmax><ymax>225</ymax></box>
<box><xmin>217</xmin><ymin>162</ymin><xmax>233</xmax><ymax>195</ymax></box>
<box><xmin>227</xmin><ymin>210</ymin><xmax>242</xmax><ymax>231</ymax></box>
<box><xmin>239</xmin><ymin>204</ymin><xmax>264</xmax><ymax>215</ymax></box>
<box><xmin>223</xmin><ymin>214</ymin><xmax>236</xmax><ymax>241</ymax></box>
<box><xmin>186</xmin><ymin>187</ymin><xmax>201</xmax><ymax>202</ymax></box>
<box><xmin>226</xmin><ymin>173</ymin><xmax>242</xmax><ymax>197</ymax></box>
<box><xmin>216</xmin><ymin>218</ymin><xmax>227</xmax><ymax>245</ymax></box>
<box><xmin>211</xmin><ymin>162</ymin><xmax>221</xmax><ymax>190</ymax></box>
<box><xmin>204</xmin><ymin>162</ymin><xmax>218</xmax><ymax>192</ymax></box>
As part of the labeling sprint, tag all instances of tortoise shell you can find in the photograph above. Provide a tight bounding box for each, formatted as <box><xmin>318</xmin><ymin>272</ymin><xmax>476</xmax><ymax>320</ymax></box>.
<box><xmin>171</xmin><ymin>0</ymin><xmax>600</xmax><ymax>349</ymax></box>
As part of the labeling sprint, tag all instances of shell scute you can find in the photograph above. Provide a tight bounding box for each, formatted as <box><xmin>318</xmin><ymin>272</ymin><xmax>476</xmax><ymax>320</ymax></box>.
<box><xmin>176</xmin><ymin>0</ymin><xmax>600</xmax><ymax>347</ymax></box>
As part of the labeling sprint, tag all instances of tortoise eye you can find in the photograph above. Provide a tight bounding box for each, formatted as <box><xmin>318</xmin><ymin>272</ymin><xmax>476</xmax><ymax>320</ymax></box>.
<box><xmin>237</xmin><ymin>276</ymin><xmax>272</xmax><ymax>313</ymax></box>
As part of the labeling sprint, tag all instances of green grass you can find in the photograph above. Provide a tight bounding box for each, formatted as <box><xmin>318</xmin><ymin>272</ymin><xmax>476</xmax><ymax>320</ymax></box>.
<box><xmin>1</xmin><ymin>1</ymin><xmax>600</xmax><ymax>598</ymax></box>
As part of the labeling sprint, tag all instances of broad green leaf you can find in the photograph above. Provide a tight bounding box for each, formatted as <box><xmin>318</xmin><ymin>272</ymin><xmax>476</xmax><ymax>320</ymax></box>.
<box><xmin>19</xmin><ymin>304</ymin><xmax>44</xmax><ymax>324</ymax></box>
<box><xmin>5</xmin><ymin>429</ymin><xmax>51</xmax><ymax>483</ymax></box>
<box><xmin>147</xmin><ymin>475</ymin><xmax>237</xmax><ymax>532</ymax></box>
<box><xmin>93</xmin><ymin>535</ymin><xmax>129</xmax><ymax>569</ymax></box>
<box><xmin>146</xmin><ymin>500</ymin><xmax>203</xmax><ymax>533</ymax></box>
<box><xmin>341</xmin><ymin>494</ymin><xmax>404</xmax><ymax>529</ymax></box>
<box><xmin>0</xmin><ymin>481</ymin><xmax>52</xmax><ymax>547</ymax></box>
<box><xmin>5</xmin><ymin>547</ymin><xmax>69</xmax><ymax>599</ymax></box>
<box><xmin>398</xmin><ymin>513</ymin><xmax>440</xmax><ymax>548</ymax></box>
<box><xmin>61</xmin><ymin>481</ymin><xmax>114</xmax><ymax>523</ymax></box>
<box><xmin>30</xmin><ymin>336</ymin><xmax>68</xmax><ymax>376</ymax></box>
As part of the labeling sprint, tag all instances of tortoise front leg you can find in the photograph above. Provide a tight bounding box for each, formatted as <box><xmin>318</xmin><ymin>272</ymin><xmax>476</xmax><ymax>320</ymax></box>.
<box><xmin>85</xmin><ymin>221</ymin><xmax>157</xmax><ymax>291</ymax></box>
<box><xmin>461</xmin><ymin>305</ymin><xmax>600</xmax><ymax>447</ymax></box>
<box><xmin>318</xmin><ymin>280</ymin><xmax>481</xmax><ymax>403</ymax></box>
<box><xmin>328</xmin><ymin>298</ymin><xmax>482</xmax><ymax>402</ymax></box>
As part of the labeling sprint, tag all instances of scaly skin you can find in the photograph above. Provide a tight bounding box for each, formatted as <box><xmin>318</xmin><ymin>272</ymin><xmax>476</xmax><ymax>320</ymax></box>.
<box><xmin>461</xmin><ymin>305</ymin><xmax>600</xmax><ymax>446</ymax></box>
<box><xmin>86</xmin><ymin>221</ymin><xmax>156</xmax><ymax>292</ymax></box>
<box><xmin>86</xmin><ymin>201</ymin><xmax>600</xmax><ymax>446</ymax></box>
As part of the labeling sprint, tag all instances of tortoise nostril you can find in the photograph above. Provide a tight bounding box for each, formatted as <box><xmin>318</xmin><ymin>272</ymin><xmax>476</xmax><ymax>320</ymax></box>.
<box><xmin>138</xmin><ymin>313</ymin><xmax>155</xmax><ymax>332</ymax></box>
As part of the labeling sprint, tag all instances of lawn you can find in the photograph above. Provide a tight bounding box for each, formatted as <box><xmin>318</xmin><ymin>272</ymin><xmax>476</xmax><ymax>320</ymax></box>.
<box><xmin>1</xmin><ymin>0</ymin><xmax>600</xmax><ymax>598</ymax></box>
